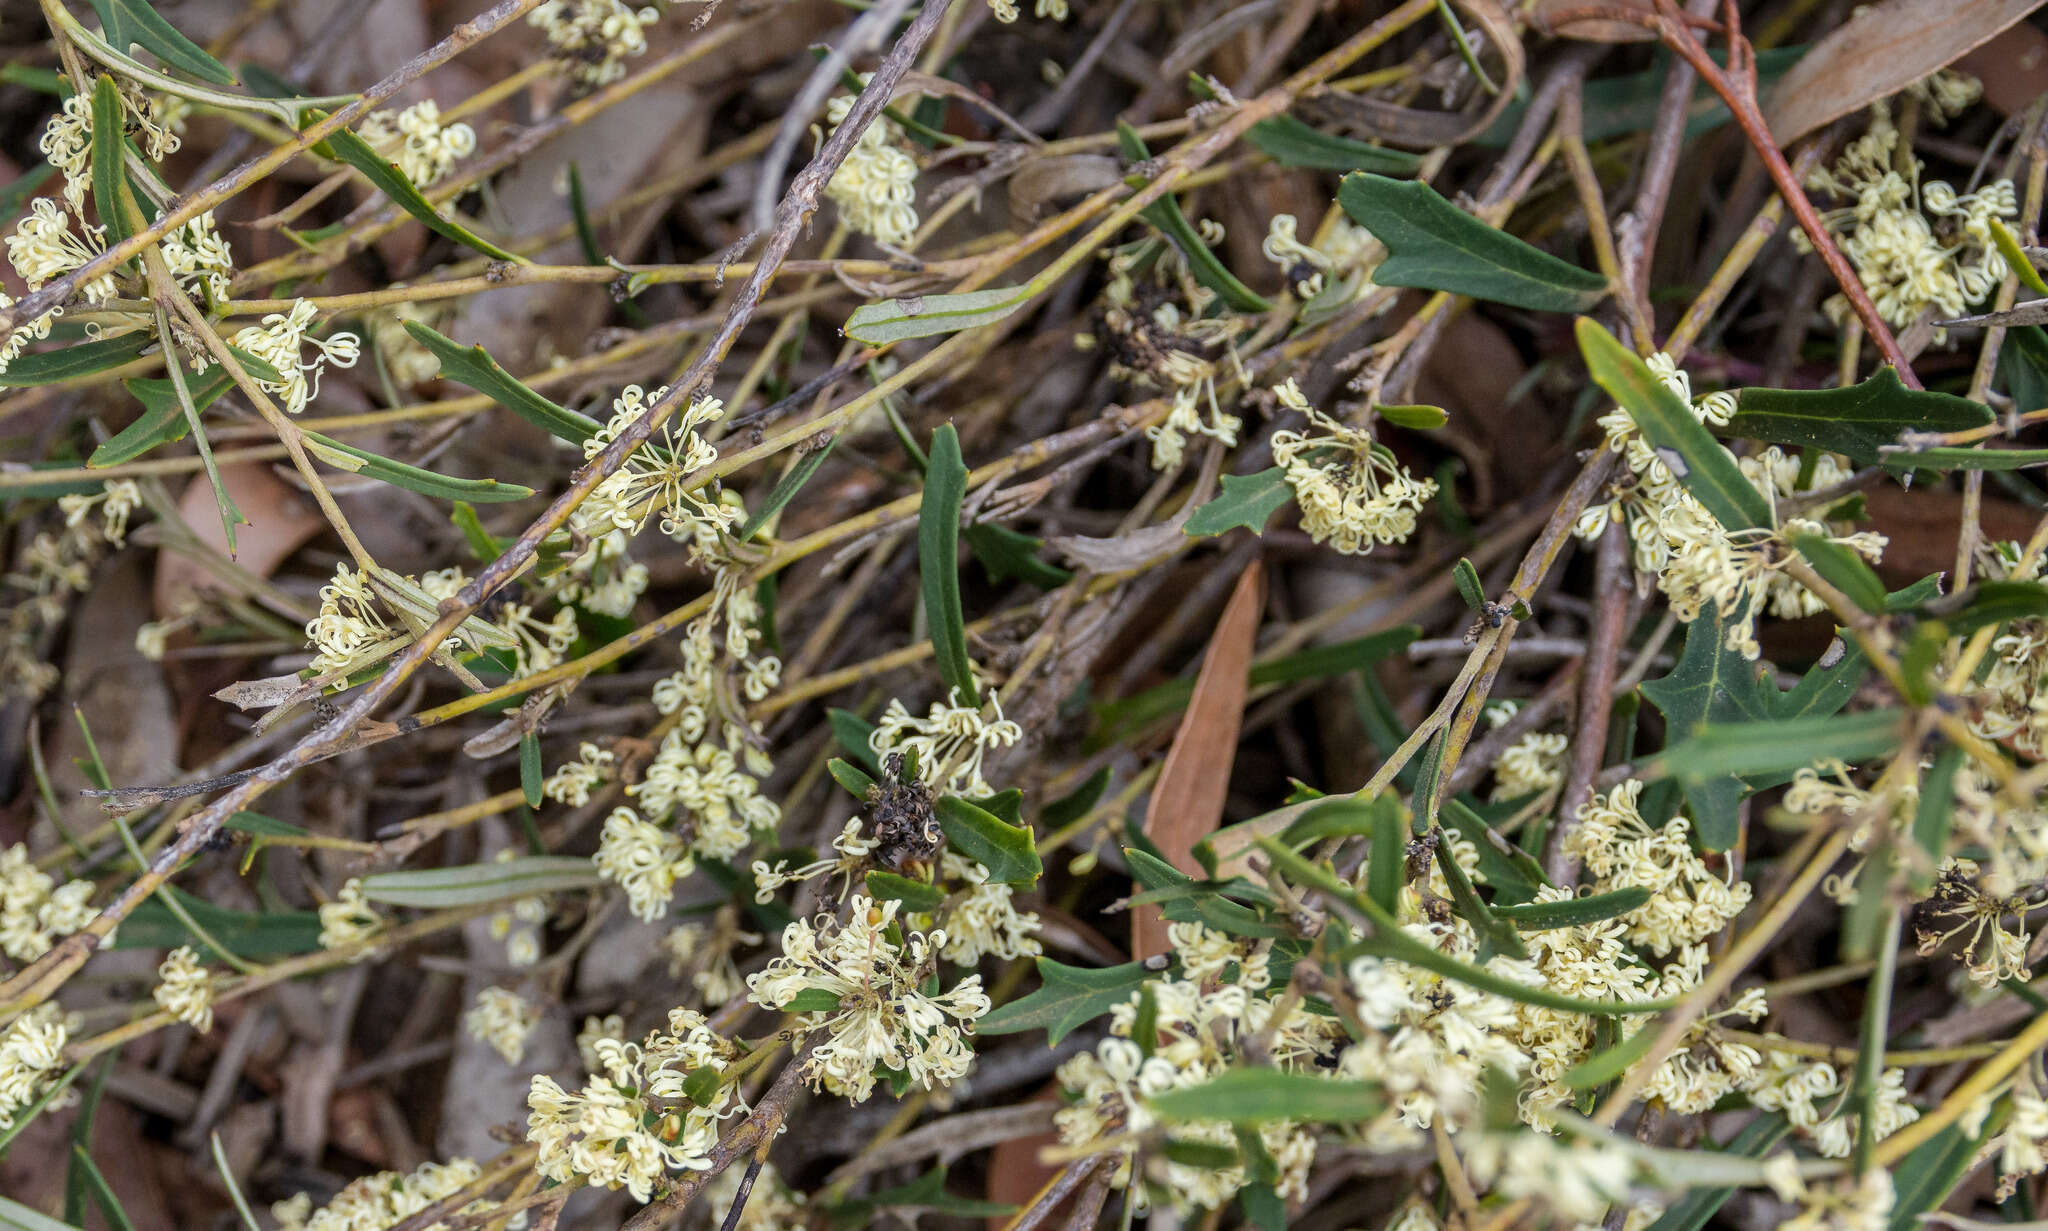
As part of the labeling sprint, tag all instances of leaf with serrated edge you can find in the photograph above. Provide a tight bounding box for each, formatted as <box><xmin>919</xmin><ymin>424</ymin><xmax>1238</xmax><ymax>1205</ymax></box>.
<box><xmin>90</xmin><ymin>0</ymin><xmax>237</xmax><ymax>84</ymax></box>
<box><xmin>1339</xmin><ymin>174</ymin><xmax>1606</xmax><ymax>312</ymax></box>
<box><xmin>935</xmin><ymin>795</ymin><xmax>1040</xmax><ymax>885</ymax></box>
<box><xmin>977</xmin><ymin>958</ymin><xmax>1152</xmax><ymax>1042</ymax></box>
<box><xmin>1185</xmin><ymin>468</ymin><xmax>1291</xmax><ymax>536</ymax></box>
<box><xmin>1729</xmin><ymin>369</ymin><xmax>1990</xmax><ymax>466</ymax></box>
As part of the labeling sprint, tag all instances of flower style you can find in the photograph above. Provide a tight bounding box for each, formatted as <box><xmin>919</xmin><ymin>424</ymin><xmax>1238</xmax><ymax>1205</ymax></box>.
<box><xmin>8</xmin><ymin>198</ymin><xmax>117</xmax><ymax>306</ymax></box>
<box><xmin>153</xmin><ymin>945</ymin><xmax>216</xmax><ymax>1032</ymax></box>
<box><xmin>1270</xmin><ymin>378</ymin><xmax>1437</xmax><ymax>555</ymax></box>
<box><xmin>526</xmin><ymin>1008</ymin><xmax>744</xmax><ymax>1202</ymax></box>
<box><xmin>464</xmin><ymin>987</ymin><xmax>541</xmax><ymax>1064</ymax></box>
<box><xmin>628</xmin><ymin>725</ymin><xmax>781</xmax><ymax>858</ymax></box>
<box><xmin>747</xmin><ymin>895</ymin><xmax>991</xmax><ymax>1102</ymax></box>
<box><xmin>543</xmin><ymin>741</ymin><xmax>616</xmax><ymax>806</ymax></box>
<box><xmin>821</xmin><ymin>75</ymin><xmax>920</xmax><ymax>246</ymax></box>
<box><xmin>1490</xmin><ymin>731</ymin><xmax>1567</xmax><ymax>801</ymax></box>
<box><xmin>230</xmin><ymin>299</ymin><xmax>362</xmax><ymax>415</ymax></box>
<box><xmin>56</xmin><ymin>480</ymin><xmax>142</xmax><ymax>549</ymax></box>
<box><xmin>594</xmin><ymin>805</ymin><xmax>694</xmax><ymax>921</ymax></box>
<box><xmin>0</xmin><ymin>1005</ymin><xmax>69</xmax><ymax>1131</ymax></box>
<box><xmin>318</xmin><ymin>877</ymin><xmax>386</xmax><ymax>955</ymax></box>
<box><xmin>0</xmin><ymin>843</ymin><xmax>98</xmax><ymax>961</ymax></box>
<box><xmin>935</xmin><ymin>853</ymin><xmax>1043</xmax><ymax>964</ymax></box>
<box><xmin>573</xmin><ymin>385</ymin><xmax>734</xmax><ymax>542</ymax></box>
<box><xmin>357</xmin><ymin>100</ymin><xmax>476</xmax><ymax>187</ymax></box>
<box><xmin>868</xmin><ymin>687</ymin><xmax>1022</xmax><ymax>797</ymax></box>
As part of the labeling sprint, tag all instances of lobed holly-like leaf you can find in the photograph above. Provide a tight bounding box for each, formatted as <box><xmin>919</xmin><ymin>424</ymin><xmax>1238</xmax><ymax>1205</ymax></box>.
<box><xmin>1340</xmin><ymin>174</ymin><xmax>1607</xmax><ymax>312</ymax></box>
<box><xmin>977</xmin><ymin>957</ymin><xmax>1152</xmax><ymax>1042</ymax></box>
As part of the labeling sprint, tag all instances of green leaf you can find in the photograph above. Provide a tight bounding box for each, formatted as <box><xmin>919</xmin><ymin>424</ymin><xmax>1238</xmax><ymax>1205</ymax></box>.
<box><xmin>1119</xmin><ymin>123</ymin><xmax>1273</xmax><ymax>313</ymax></box>
<box><xmin>1043</xmin><ymin>766</ymin><xmax>1112</xmax><ymax>828</ymax></box>
<box><xmin>0</xmin><ymin>333</ymin><xmax>150</xmax><ymax>387</ymax></box>
<box><xmin>450</xmin><ymin>501</ymin><xmax>504</xmax><ymax>563</ymax></box>
<box><xmin>1908</xmin><ymin>744</ymin><xmax>1963</xmax><ymax>896</ymax></box>
<box><xmin>224</xmin><ymin>811</ymin><xmax>306</xmax><ymax>838</ymax></box>
<box><xmin>1560</xmin><ymin>1024</ymin><xmax>1658</xmax><ymax>1090</ymax></box>
<box><xmin>829</xmin><ymin>1166</ymin><xmax>1016</xmax><ymax>1225</ymax></box>
<box><xmin>90</xmin><ymin>366</ymin><xmax>234</xmax><ymax>466</ymax></box>
<box><xmin>0</xmin><ymin>164</ymin><xmax>54</xmax><ymax>224</ymax></box>
<box><xmin>402</xmin><ymin>323</ymin><xmax>598</xmax><ymax>445</ymax></box>
<box><xmin>1887</xmin><ymin>1117</ymin><xmax>1998</xmax><ymax>1231</ymax></box>
<box><xmin>89</xmin><ymin>76</ymin><xmax>133</xmax><ymax>246</ymax></box>
<box><xmin>519</xmin><ymin>732</ymin><xmax>543</xmax><ymax>808</ymax></box>
<box><xmin>1275</xmin><ymin>794</ymin><xmax>1403</xmax><ymax>848</ymax></box>
<box><xmin>1884</xmin><ymin>445</ymin><xmax>2048</xmax><ymax>471</ymax></box>
<box><xmin>317</xmin><ymin>120</ymin><xmax>519</xmax><ymax>261</ymax></box>
<box><xmin>865</xmin><ymin>869</ymin><xmax>945</xmax><ymax>912</ymax></box>
<box><xmin>1247</xmin><ymin>113</ymin><xmax>1421</xmax><ymax>173</ymax></box>
<box><xmin>1641</xmin><ymin>1114</ymin><xmax>1792</xmax><ymax>1231</ymax></box>
<box><xmin>1131</xmin><ymin>982</ymin><xmax>1160</xmax><ymax>1056</ymax></box>
<box><xmin>1997</xmin><ymin>324</ymin><xmax>2048</xmax><ymax>414</ymax></box>
<box><xmin>1658</xmin><ymin>710</ymin><xmax>1903</xmax><ymax>782</ymax></box>
<box><xmin>358</xmin><ymin>856</ymin><xmax>604</xmax><ymax>907</ymax></box>
<box><xmin>964</xmin><ymin>522</ymin><xmax>1070</xmax><ymax>588</ymax></box>
<box><xmin>110</xmin><ymin>886</ymin><xmax>321</xmax><ymax>957</ymax></box>
<box><xmin>1364</xmin><ymin>797</ymin><xmax>1407</xmax><ymax>914</ymax></box>
<box><xmin>1494</xmin><ymin>887</ymin><xmax>1650</xmax><ymax>930</ymax></box>
<box><xmin>1943</xmin><ymin>578</ymin><xmax>2048</xmax><ymax>639</ymax></box>
<box><xmin>1161</xmin><ymin>1138</ymin><xmax>1238</xmax><ymax>1169</ymax></box>
<box><xmin>977</xmin><ymin>958</ymin><xmax>1151</xmax><ymax>1042</ymax></box>
<box><xmin>844</xmin><ymin>285</ymin><xmax>1033</xmax><ymax>344</ymax></box>
<box><xmin>1728</xmin><ymin>369</ymin><xmax>1992</xmax><ymax>466</ymax></box>
<box><xmin>828</xmin><ymin>708</ymin><xmax>881</xmax><ymax>776</ymax></box>
<box><xmin>0</xmin><ymin>1195</ymin><xmax>86</xmax><ymax>1231</ymax></box>
<box><xmin>1149</xmin><ymin>1069</ymin><xmax>1384</xmax><ymax>1125</ymax></box>
<box><xmin>919</xmin><ymin>424</ymin><xmax>979</xmax><ymax>705</ymax></box>
<box><xmin>738</xmin><ymin>435</ymin><xmax>837</xmax><ymax>541</ymax></box>
<box><xmin>778</xmin><ymin>987</ymin><xmax>847</xmax><ymax>1014</ymax></box>
<box><xmin>936</xmin><ymin>795</ymin><xmax>1041</xmax><ymax>886</ymax></box>
<box><xmin>1991</xmin><ymin>218</ymin><xmax>2048</xmax><ymax>295</ymax></box>
<box><xmin>68</xmin><ymin>1147</ymin><xmax>132</xmax><ymax>1231</ymax></box>
<box><xmin>1453</xmin><ymin>557</ymin><xmax>1485</xmax><ymax>612</ymax></box>
<box><xmin>1578</xmin><ymin>319</ymin><xmax>1772</xmax><ymax>531</ymax></box>
<box><xmin>1433</xmin><ymin>826</ymin><xmax>1526</xmax><ymax>963</ymax></box>
<box><xmin>1441</xmin><ymin>798</ymin><xmax>1546</xmax><ymax>904</ymax></box>
<box><xmin>303</xmin><ymin>431</ymin><xmax>534</xmax><ymax>503</ymax></box>
<box><xmin>1339</xmin><ymin>174</ymin><xmax>1607</xmax><ymax>312</ymax></box>
<box><xmin>90</xmin><ymin>0</ymin><xmax>236</xmax><ymax>85</ymax></box>
<box><xmin>1185</xmin><ymin>468</ymin><xmax>1292</xmax><ymax>537</ymax></box>
<box><xmin>1377</xmin><ymin>403</ymin><xmax>1447</xmax><ymax>429</ymax></box>
<box><xmin>1793</xmin><ymin>534</ymin><xmax>1886</xmax><ymax>614</ymax></box>
<box><xmin>1127</xmin><ymin>847</ymin><xmax>1285</xmax><ymax>937</ymax></box>
<box><xmin>828</xmin><ymin>758</ymin><xmax>877</xmax><ymax>800</ymax></box>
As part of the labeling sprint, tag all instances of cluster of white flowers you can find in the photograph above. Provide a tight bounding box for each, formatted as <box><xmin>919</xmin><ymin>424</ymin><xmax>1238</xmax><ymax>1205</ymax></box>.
<box><xmin>357</xmin><ymin>100</ymin><xmax>476</xmax><ymax>187</ymax></box>
<box><xmin>1261</xmin><ymin>213</ymin><xmax>1382</xmax><ymax>305</ymax></box>
<box><xmin>1563</xmin><ymin>780</ymin><xmax>1753</xmax><ymax>956</ymax></box>
<box><xmin>543</xmin><ymin>741</ymin><xmax>614</xmax><ymax>807</ymax></box>
<box><xmin>464</xmin><ymin>986</ymin><xmax>541</xmax><ymax>1063</ymax></box>
<box><xmin>531</xmin><ymin>0</ymin><xmax>664</xmax><ymax>86</ymax></box>
<box><xmin>1914</xmin><ymin>856</ymin><xmax>2038</xmax><ymax>989</ymax></box>
<box><xmin>747</xmin><ymin>895</ymin><xmax>990</xmax><ymax>1102</ymax></box>
<box><xmin>153</xmin><ymin>945</ymin><xmax>216</xmax><ymax>1032</ymax></box>
<box><xmin>1270</xmin><ymin>378</ymin><xmax>1436</xmax><ymax>555</ymax></box>
<box><xmin>932</xmin><ymin>852</ymin><xmax>1043</xmax><ymax>963</ymax></box>
<box><xmin>7</xmin><ymin>198</ymin><xmax>117</xmax><ymax>308</ymax></box>
<box><xmin>304</xmin><ymin>563</ymin><xmax>413</xmax><ymax>678</ymax></box>
<box><xmin>1460</xmin><ymin>1131</ymin><xmax>1638</xmax><ymax>1224</ymax></box>
<box><xmin>230</xmin><ymin>299</ymin><xmax>362</xmax><ymax>415</ymax></box>
<box><xmin>869</xmin><ymin>687</ymin><xmax>1022</xmax><ymax>797</ymax></box>
<box><xmin>821</xmin><ymin>75</ymin><xmax>920</xmax><ymax>247</ymax></box>
<box><xmin>57</xmin><ymin>479</ymin><xmax>143</xmax><ymax>550</ymax></box>
<box><xmin>986</xmin><ymin>0</ymin><xmax>1070</xmax><ymax>19</ymax></box>
<box><xmin>526</xmin><ymin>1007</ymin><xmax>744</xmax><ymax>1201</ymax></box>
<box><xmin>159</xmin><ymin>211</ymin><xmax>236</xmax><ymax>305</ymax></box>
<box><xmin>271</xmin><ymin>1157</ymin><xmax>499</xmax><ymax>1231</ymax></box>
<box><xmin>0</xmin><ymin>1004</ymin><xmax>70</xmax><ymax>1131</ymax></box>
<box><xmin>555</xmin><ymin>528</ymin><xmax>649</xmax><ymax>618</ymax></box>
<box><xmin>664</xmin><ymin>905</ymin><xmax>760</xmax><ymax>1006</ymax></box>
<box><xmin>0</xmin><ymin>843</ymin><xmax>98</xmax><ymax>961</ymax></box>
<box><xmin>1763</xmin><ymin>1155</ymin><xmax>1895</xmax><ymax>1231</ymax></box>
<box><xmin>318</xmin><ymin>877</ymin><xmax>386</xmax><ymax>955</ymax></box>
<box><xmin>594</xmin><ymin>804</ymin><xmax>696</xmax><ymax>921</ymax></box>
<box><xmin>630</xmin><ymin>724</ymin><xmax>782</xmax><ymax>857</ymax></box>
<box><xmin>1992</xmin><ymin>1066</ymin><xmax>2048</xmax><ymax>1195</ymax></box>
<box><xmin>575</xmin><ymin>385</ymin><xmax>733</xmax><ymax>541</ymax></box>
<box><xmin>1803</xmin><ymin>97</ymin><xmax>2014</xmax><ymax>329</ymax></box>
<box><xmin>1056</xmin><ymin>923</ymin><xmax>1326</xmax><ymax>1213</ymax></box>
<box><xmin>1490</xmin><ymin>730</ymin><xmax>1566</xmax><ymax>801</ymax></box>
<box><xmin>488</xmin><ymin>892</ymin><xmax>548</xmax><ymax>967</ymax></box>
<box><xmin>1749</xmin><ymin>1051</ymin><xmax>1920</xmax><ymax>1159</ymax></box>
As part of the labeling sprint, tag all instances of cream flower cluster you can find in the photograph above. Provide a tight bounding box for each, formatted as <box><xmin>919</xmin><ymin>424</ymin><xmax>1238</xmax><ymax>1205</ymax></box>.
<box><xmin>594</xmin><ymin>805</ymin><xmax>695</xmax><ymax>921</ymax></box>
<box><xmin>1460</xmin><ymin>1131</ymin><xmax>1637</xmax><ymax>1224</ymax></box>
<box><xmin>318</xmin><ymin>877</ymin><xmax>386</xmax><ymax>955</ymax></box>
<box><xmin>543</xmin><ymin>741</ymin><xmax>615</xmax><ymax>807</ymax></box>
<box><xmin>304</xmin><ymin>563</ymin><xmax>414</xmax><ymax>678</ymax></box>
<box><xmin>55</xmin><ymin>480</ymin><xmax>142</xmax><ymax>551</ymax></box>
<box><xmin>746</xmin><ymin>895</ymin><xmax>991</xmax><ymax>1102</ymax></box>
<box><xmin>629</xmin><ymin>724</ymin><xmax>782</xmax><ymax>858</ymax></box>
<box><xmin>1490</xmin><ymin>731</ymin><xmax>1567</xmax><ymax>801</ymax></box>
<box><xmin>1562</xmin><ymin>780</ymin><xmax>1753</xmax><ymax>956</ymax></box>
<box><xmin>7</xmin><ymin>198</ymin><xmax>117</xmax><ymax>308</ymax></box>
<box><xmin>1993</xmin><ymin>1066</ymin><xmax>2048</xmax><ymax>1195</ymax></box>
<box><xmin>0</xmin><ymin>843</ymin><xmax>98</xmax><ymax>961</ymax></box>
<box><xmin>1055</xmin><ymin>925</ymin><xmax>1327</xmax><ymax>1213</ymax></box>
<box><xmin>932</xmin><ymin>852</ymin><xmax>1043</xmax><ymax>963</ymax></box>
<box><xmin>271</xmin><ymin>1157</ymin><xmax>498</xmax><ymax>1231</ymax></box>
<box><xmin>230</xmin><ymin>299</ymin><xmax>362</xmax><ymax>415</ymax></box>
<box><xmin>1270</xmin><ymin>378</ymin><xmax>1436</xmax><ymax>555</ymax></box>
<box><xmin>1749</xmin><ymin>1052</ymin><xmax>1920</xmax><ymax>1159</ymax></box>
<box><xmin>488</xmin><ymin>892</ymin><xmax>548</xmax><ymax>967</ymax></box>
<box><xmin>153</xmin><ymin>946</ymin><xmax>216</xmax><ymax>1032</ymax></box>
<box><xmin>574</xmin><ymin>385</ymin><xmax>734</xmax><ymax>542</ymax></box>
<box><xmin>357</xmin><ymin>100</ymin><xmax>476</xmax><ymax>188</ymax></box>
<box><xmin>664</xmin><ymin>906</ymin><xmax>760</xmax><ymax>1006</ymax></box>
<box><xmin>556</xmin><ymin>528</ymin><xmax>650</xmax><ymax>618</ymax></box>
<box><xmin>526</xmin><ymin>1007</ymin><xmax>744</xmax><ymax>1202</ymax></box>
<box><xmin>1763</xmin><ymin>1154</ymin><xmax>1895</xmax><ymax>1231</ymax></box>
<box><xmin>531</xmin><ymin>0</ymin><xmax>663</xmax><ymax>86</ymax></box>
<box><xmin>821</xmin><ymin>75</ymin><xmax>919</xmax><ymax>247</ymax></box>
<box><xmin>869</xmin><ymin>687</ymin><xmax>1023</xmax><ymax>797</ymax></box>
<box><xmin>1803</xmin><ymin>99</ymin><xmax>2014</xmax><ymax>329</ymax></box>
<box><xmin>464</xmin><ymin>986</ymin><xmax>541</xmax><ymax>1063</ymax></box>
<box><xmin>987</xmin><ymin>0</ymin><xmax>1071</xmax><ymax>19</ymax></box>
<box><xmin>0</xmin><ymin>1005</ymin><xmax>69</xmax><ymax>1131</ymax></box>
<box><xmin>1915</xmin><ymin>856</ymin><xmax>2038</xmax><ymax>989</ymax></box>
<box><xmin>1261</xmin><ymin>213</ymin><xmax>1381</xmax><ymax>306</ymax></box>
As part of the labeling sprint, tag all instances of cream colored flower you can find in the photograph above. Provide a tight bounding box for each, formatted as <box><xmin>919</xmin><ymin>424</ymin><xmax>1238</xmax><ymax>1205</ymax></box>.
<box><xmin>153</xmin><ymin>946</ymin><xmax>215</xmax><ymax>1032</ymax></box>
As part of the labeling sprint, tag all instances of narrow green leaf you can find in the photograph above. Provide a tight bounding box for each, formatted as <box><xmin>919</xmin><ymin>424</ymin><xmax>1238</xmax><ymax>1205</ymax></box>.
<box><xmin>1728</xmin><ymin>369</ymin><xmax>1991</xmax><ymax>466</ymax></box>
<box><xmin>1127</xmin><ymin>847</ymin><xmax>1284</xmax><ymax>937</ymax></box>
<box><xmin>1161</xmin><ymin>1138</ymin><xmax>1238</xmax><ymax>1169</ymax></box>
<box><xmin>224</xmin><ymin>811</ymin><xmax>306</xmax><ymax>838</ymax></box>
<box><xmin>1909</xmin><ymin>744</ymin><xmax>1962</xmax><ymax>896</ymax></box>
<box><xmin>1578</xmin><ymin>319</ymin><xmax>1772</xmax><ymax>531</ymax></box>
<box><xmin>1149</xmin><ymin>1069</ymin><xmax>1384</xmax><ymax>1125</ymax></box>
<box><xmin>1561</xmin><ymin>1024</ymin><xmax>1657</xmax><ymax>1090</ymax></box>
<box><xmin>0</xmin><ymin>164</ymin><xmax>55</xmax><ymax>223</ymax></box>
<box><xmin>830</xmin><ymin>1166</ymin><xmax>1017</xmax><ymax>1223</ymax></box>
<box><xmin>90</xmin><ymin>0</ymin><xmax>237</xmax><ymax>85</ymax></box>
<box><xmin>70</xmin><ymin>1146</ymin><xmax>134</xmax><ymax>1231</ymax></box>
<box><xmin>865</xmin><ymin>869</ymin><xmax>945</xmax><ymax>912</ymax></box>
<box><xmin>402</xmin><ymin>323</ymin><xmax>598</xmax><ymax>444</ymax></box>
<box><xmin>964</xmin><ymin>522</ymin><xmax>1071</xmax><ymax>588</ymax></box>
<box><xmin>919</xmin><ymin>424</ymin><xmax>979</xmax><ymax>705</ymax></box>
<box><xmin>1433</xmin><ymin>826</ymin><xmax>1525</xmax><ymax>963</ymax></box>
<box><xmin>317</xmin><ymin>121</ymin><xmax>519</xmax><ymax>261</ymax></box>
<box><xmin>519</xmin><ymin>732</ymin><xmax>543</xmax><ymax>808</ymax></box>
<box><xmin>828</xmin><ymin>708</ymin><xmax>881</xmax><ymax>775</ymax></box>
<box><xmin>110</xmin><ymin>886</ymin><xmax>321</xmax><ymax>957</ymax></box>
<box><xmin>828</xmin><ymin>757</ymin><xmax>878</xmax><ymax>799</ymax></box>
<box><xmin>450</xmin><ymin>501</ymin><xmax>504</xmax><ymax>563</ymax></box>
<box><xmin>358</xmin><ymin>856</ymin><xmax>603</xmax><ymax>907</ymax></box>
<box><xmin>844</xmin><ymin>285</ymin><xmax>1033</xmax><ymax>344</ymax></box>
<box><xmin>1494</xmin><ymin>886</ymin><xmax>1651</xmax><ymax>930</ymax></box>
<box><xmin>1453</xmin><ymin>557</ymin><xmax>1485</xmax><ymax>612</ymax></box>
<box><xmin>977</xmin><ymin>958</ymin><xmax>1151</xmax><ymax>1042</ymax></box>
<box><xmin>1659</xmin><ymin>710</ymin><xmax>1903</xmax><ymax>782</ymax></box>
<box><xmin>778</xmin><ymin>987</ymin><xmax>847</xmax><ymax>1013</ymax></box>
<box><xmin>1441</xmin><ymin>798</ymin><xmax>1546</xmax><ymax>904</ymax></box>
<box><xmin>1887</xmin><ymin>1117</ymin><xmax>1999</xmax><ymax>1231</ymax></box>
<box><xmin>89</xmin><ymin>76</ymin><xmax>132</xmax><ymax>245</ymax></box>
<box><xmin>1884</xmin><ymin>445</ymin><xmax>2048</xmax><ymax>471</ymax></box>
<box><xmin>1042</xmin><ymin>766</ymin><xmax>1112</xmax><ymax>828</ymax></box>
<box><xmin>1365</xmin><ymin>798</ymin><xmax>1406</xmax><ymax>914</ymax></box>
<box><xmin>1377</xmin><ymin>402</ymin><xmax>1447</xmax><ymax>429</ymax></box>
<box><xmin>304</xmin><ymin>431</ymin><xmax>534</xmax><ymax>503</ymax></box>
<box><xmin>1131</xmin><ymin>982</ymin><xmax>1160</xmax><ymax>1056</ymax></box>
<box><xmin>1119</xmin><ymin>123</ymin><xmax>1273</xmax><ymax>313</ymax></box>
<box><xmin>1998</xmin><ymin>324</ymin><xmax>2048</xmax><ymax>414</ymax></box>
<box><xmin>1246</xmin><ymin>113</ymin><xmax>1422</xmax><ymax>173</ymax></box>
<box><xmin>0</xmin><ymin>333</ymin><xmax>149</xmax><ymax>387</ymax></box>
<box><xmin>937</xmin><ymin>795</ymin><xmax>1040</xmax><ymax>886</ymax></box>
<box><xmin>1338</xmin><ymin>174</ymin><xmax>1606</xmax><ymax>312</ymax></box>
<box><xmin>1944</xmin><ymin>578</ymin><xmax>2048</xmax><ymax>640</ymax></box>
<box><xmin>738</xmin><ymin>435</ymin><xmax>837</xmax><ymax>541</ymax></box>
<box><xmin>1793</xmin><ymin>534</ymin><xmax>1886</xmax><ymax>614</ymax></box>
<box><xmin>1185</xmin><ymin>468</ymin><xmax>1292</xmax><ymax>537</ymax></box>
<box><xmin>155</xmin><ymin>323</ymin><xmax>245</xmax><ymax>550</ymax></box>
<box><xmin>1275</xmin><ymin>795</ymin><xmax>1401</xmax><ymax>849</ymax></box>
<box><xmin>1991</xmin><ymin>218</ymin><xmax>2048</xmax><ymax>295</ymax></box>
